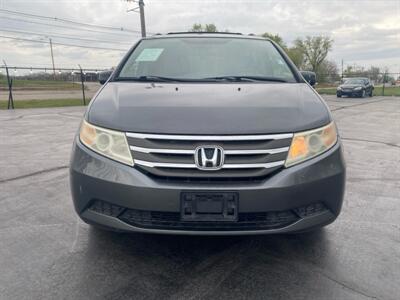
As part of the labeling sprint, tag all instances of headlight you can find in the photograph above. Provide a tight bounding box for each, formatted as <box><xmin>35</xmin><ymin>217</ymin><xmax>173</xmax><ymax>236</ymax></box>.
<box><xmin>354</xmin><ymin>86</ymin><xmax>362</xmax><ymax>90</ymax></box>
<box><xmin>337</xmin><ymin>86</ymin><xmax>342</xmax><ymax>90</ymax></box>
<box><xmin>285</xmin><ymin>122</ymin><xmax>337</xmax><ymax>167</ymax></box>
<box><xmin>79</xmin><ymin>120</ymin><xmax>133</xmax><ymax>166</ymax></box>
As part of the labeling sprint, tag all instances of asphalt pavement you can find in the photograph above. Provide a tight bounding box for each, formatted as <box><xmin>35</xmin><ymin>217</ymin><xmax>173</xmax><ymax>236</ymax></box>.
<box><xmin>0</xmin><ymin>95</ymin><xmax>399</xmax><ymax>300</ymax></box>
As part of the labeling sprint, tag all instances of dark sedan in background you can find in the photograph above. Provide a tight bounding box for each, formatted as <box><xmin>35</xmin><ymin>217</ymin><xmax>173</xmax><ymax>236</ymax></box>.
<box><xmin>337</xmin><ymin>77</ymin><xmax>374</xmax><ymax>98</ymax></box>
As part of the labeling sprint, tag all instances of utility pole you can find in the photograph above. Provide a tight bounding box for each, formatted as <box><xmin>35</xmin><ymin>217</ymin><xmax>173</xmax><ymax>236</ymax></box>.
<box><xmin>78</xmin><ymin>64</ymin><xmax>86</xmax><ymax>105</ymax></box>
<box><xmin>139</xmin><ymin>0</ymin><xmax>146</xmax><ymax>37</ymax></box>
<box><xmin>382</xmin><ymin>70</ymin><xmax>387</xmax><ymax>96</ymax></box>
<box><xmin>341</xmin><ymin>59</ymin><xmax>344</xmax><ymax>80</ymax></box>
<box><xmin>49</xmin><ymin>38</ymin><xmax>56</xmax><ymax>79</ymax></box>
<box><xmin>126</xmin><ymin>0</ymin><xmax>146</xmax><ymax>37</ymax></box>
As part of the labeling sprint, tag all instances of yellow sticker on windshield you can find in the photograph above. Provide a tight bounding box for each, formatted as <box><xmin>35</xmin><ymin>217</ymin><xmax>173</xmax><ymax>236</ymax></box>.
<box><xmin>135</xmin><ymin>48</ymin><xmax>164</xmax><ymax>62</ymax></box>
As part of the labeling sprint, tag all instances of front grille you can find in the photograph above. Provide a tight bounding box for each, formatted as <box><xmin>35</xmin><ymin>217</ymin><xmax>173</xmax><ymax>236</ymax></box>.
<box><xmin>119</xmin><ymin>209</ymin><xmax>298</xmax><ymax>231</ymax></box>
<box><xmin>126</xmin><ymin>132</ymin><xmax>293</xmax><ymax>179</ymax></box>
<box><xmin>88</xmin><ymin>200</ymin><xmax>328</xmax><ymax>231</ymax></box>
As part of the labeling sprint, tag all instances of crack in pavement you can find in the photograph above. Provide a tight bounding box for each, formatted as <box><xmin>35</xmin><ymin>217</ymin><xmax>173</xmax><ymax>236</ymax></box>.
<box><xmin>258</xmin><ymin>251</ymin><xmax>380</xmax><ymax>300</ymax></box>
<box><xmin>170</xmin><ymin>241</ymin><xmax>255</xmax><ymax>300</ymax></box>
<box><xmin>337</xmin><ymin>220</ymin><xmax>400</xmax><ymax>230</ymax></box>
<box><xmin>70</xmin><ymin>216</ymin><xmax>84</xmax><ymax>253</ymax></box>
<box><xmin>0</xmin><ymin>115</ymin><xmax>24</xmax><ymax>121</ymax></box>
<box><xmin>318</xmin><ymin>272</ymin><xmax>379</xmax><ymax>300</ymax></box>
<box><xmin>331</xmin><ymin>98</ymin><xmax>395</xmax><ymax>112</ymax></box>
<box><xmin>57</xmin><ymin>112</ymin><xmax>84</xmax><ymax>119</ymax></box>
<box><xmin>347</xmin><ymin>177</ymin><xmax>400</xmax><ymax>182</ymax></box>
<box><xmin>0</xmin><ymin>110</ymin><xmax>83</xmax><ymax>122</ymax></box>
<box><xmin>0</xmin><ymin>165</ymin><xmax>69</xmax><ymax>184</ymax></box>
<box><xmin>0</xmin><ymin>223</ymin><xmax>72</xmax><ymax>233</ymax></box>
<box><xmin>341</xmin><ymin>137</ymin><xmax>400</xmax><ymax>149</ymax></box>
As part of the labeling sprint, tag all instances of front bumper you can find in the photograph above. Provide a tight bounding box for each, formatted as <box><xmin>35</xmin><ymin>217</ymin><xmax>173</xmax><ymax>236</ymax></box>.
<box><xmin>70</xmin><ymin>138</ymin><xmax>346</xmax><ymax>235</ymax></box>
<box><xmin>337</xmin><ymin>89</ymin><xmax>363</xmax><ymax>97</ymax></box>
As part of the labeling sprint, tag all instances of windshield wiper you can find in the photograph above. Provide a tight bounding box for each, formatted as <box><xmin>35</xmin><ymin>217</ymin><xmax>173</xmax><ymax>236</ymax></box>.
<box><xmin>115</xmin><ymin>76</ymin><xmax>192</xmax><ymax>82</ymax></box>
<box><xmin>202</xmin><ymin>76</ymin><xmax>289</xmax><ymax>82</ymax></box>
<box><xmin>115</xmin><ymin>75</ymin><xmax>289</xmax><ymax>83</ymax></box>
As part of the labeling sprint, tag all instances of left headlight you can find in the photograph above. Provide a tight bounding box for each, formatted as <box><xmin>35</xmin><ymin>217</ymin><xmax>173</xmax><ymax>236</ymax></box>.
<box><xmin>285</xmin><ymin>122</ymin><xmax>338</xmax><ymax>167</ymax></box>
<box><xmin>79</xmin><ymin>120</ymin><xmax>133</xmax><ymax>166</ymax></box>
<box><xmin>354</xmin><ymin>86</ymin><xmax>362</xmax><ymax>90</ymax></box>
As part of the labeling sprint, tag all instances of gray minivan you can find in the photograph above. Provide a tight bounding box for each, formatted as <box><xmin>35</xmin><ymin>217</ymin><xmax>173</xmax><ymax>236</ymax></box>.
<box><xmin>70</xmin><ymin>33</ymin><xmax>345</xmax><ymax>235</ymax></box>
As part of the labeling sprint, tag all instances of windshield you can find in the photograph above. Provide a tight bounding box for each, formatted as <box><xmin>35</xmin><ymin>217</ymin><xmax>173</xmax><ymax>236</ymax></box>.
<box><xmin>345</xmin><ymin>79</ymin><xmax>365</xmax><ymax>84</ymax></box>
<box><xmin>116</xmin><ymin>37</ymin><xmax>297</xmax><ymax>82</ymax></box>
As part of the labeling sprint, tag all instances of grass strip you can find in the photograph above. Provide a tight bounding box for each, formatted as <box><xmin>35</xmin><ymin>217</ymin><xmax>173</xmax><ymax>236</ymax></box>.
<box><xmin>0</xmin><ymin>98</ymin><xmax>90</xmax><ymax>109</ymax></box>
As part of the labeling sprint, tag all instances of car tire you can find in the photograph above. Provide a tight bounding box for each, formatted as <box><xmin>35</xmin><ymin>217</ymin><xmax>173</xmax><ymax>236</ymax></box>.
<box><xmin>336</xmin><ymin>93</ymin><xmax>341</xmax><ymax>98</ymax></box>
<box><xmin>369</xmin><ymin>90</ymin><xmax>373</xmax><ymax>97</ymax></box>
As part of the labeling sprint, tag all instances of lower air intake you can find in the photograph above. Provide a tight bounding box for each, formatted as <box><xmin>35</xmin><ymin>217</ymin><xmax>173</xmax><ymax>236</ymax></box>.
<box><xmin>87</xmin><ymin>200</ymin><xmax>329</xmax><ymax>231</ymax></box>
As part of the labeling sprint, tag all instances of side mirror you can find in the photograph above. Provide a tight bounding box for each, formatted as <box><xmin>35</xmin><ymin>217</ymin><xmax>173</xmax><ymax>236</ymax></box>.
<box><xmin>98</xmin><ymin>70</ymin><xmax>113</xmax><ymax>85</ymax></box>
<box><xmin>300</xmin><ymin>71</ymin><xmax>316</xmax><ymax>87</ymax></box>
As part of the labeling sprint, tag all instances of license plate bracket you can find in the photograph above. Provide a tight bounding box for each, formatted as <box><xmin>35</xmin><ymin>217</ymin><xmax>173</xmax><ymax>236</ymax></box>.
<box><xmin>181</xmin><ymin>192</ymin><xmax>238</xmax><ymax>222</ymax></box>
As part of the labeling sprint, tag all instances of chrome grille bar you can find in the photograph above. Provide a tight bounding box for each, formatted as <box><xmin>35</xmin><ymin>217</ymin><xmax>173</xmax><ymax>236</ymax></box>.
<box><xmin>134</xmin><ymin>159</ymin><xmax>285</xmax><ymax>169</ymax></box>
<box><xmin>126</xmin><ymin>132</ymin><xmax>293</xmax><ymax>141</ymax></box>
<box><xmin>130</xmin><ymin>146</ymin><xmax>194</xmax><ymax>154</ymax></box>
<box><xmin>130</xmin><ymin>145</ymin><xmax>289</xmax><ymax>155</ymax></box>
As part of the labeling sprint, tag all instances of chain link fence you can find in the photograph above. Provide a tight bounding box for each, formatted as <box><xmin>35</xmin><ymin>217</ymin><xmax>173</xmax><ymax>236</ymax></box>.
<box><xmin>1</xmin><ymin>66</ymin><xmax>399</xmax><ymax>109</ymax></box>
<box><xmin>0</xmin><ymin>65</ymin><xmax>111</xmax><ymax>109</ymax></box>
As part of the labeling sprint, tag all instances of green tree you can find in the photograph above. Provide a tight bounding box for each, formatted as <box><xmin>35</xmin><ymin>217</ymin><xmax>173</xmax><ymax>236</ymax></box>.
<box><xmin>191</xmin><ymin>23</ymin><xmax>203</xmax><ymax>32</ymax></box>
<box><xmin>205</xmin><ymin>24</ymin><xmax>217</xmax><ymax>32</ymax></box>
<box><xmin>261</xmin><ymin>33</ymin><xmax>305</xmax><ymax>68</ymax></box>
<box><xmin>189</xmin><ymin>23</ymin><xmax>218</xmax><ymax>32</ymax></box>
<box><xmin>294</xmin><ymin>36</ymin><xmax>333</xmax><ymax>73</ymax></box>
<box><xmin>286</xmin><ymin>46</ymin><xmax>304</xmax><ymax>69</ymax></box>
<box><xmin>261</xmin><ymin>33</ymin><xmax>287</xmax><ymax>49</ymax></box>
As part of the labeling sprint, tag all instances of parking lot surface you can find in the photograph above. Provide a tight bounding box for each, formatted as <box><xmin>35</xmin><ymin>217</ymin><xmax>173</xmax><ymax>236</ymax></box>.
<box><xmin>0</xmin><ymin>95</ymin><xmax>399</xmax><ymax>300</ymax></box>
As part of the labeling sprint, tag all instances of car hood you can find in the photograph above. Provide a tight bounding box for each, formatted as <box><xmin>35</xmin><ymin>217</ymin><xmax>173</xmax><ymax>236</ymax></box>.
<box><xmin>87</xmin><ymin>82</ymin><xmax>331</xmax><ymax>134</ymax></box>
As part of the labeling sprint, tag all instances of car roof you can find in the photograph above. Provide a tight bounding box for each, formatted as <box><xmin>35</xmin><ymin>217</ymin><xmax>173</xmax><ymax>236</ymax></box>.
<box><xmin>145</xmin><ymin>32</ymin><xmax>271</xmax><ymax>41</ymax></box>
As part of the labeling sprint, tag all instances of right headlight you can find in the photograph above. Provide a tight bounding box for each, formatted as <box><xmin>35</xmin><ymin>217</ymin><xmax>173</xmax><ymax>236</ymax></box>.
<box><xmin>79</xmin><ymin>120</ymin><xmax>133</xmax><ymax>166</ymax></box>
<box><xmin>285</xmin><ymin>122</ymin><xmax>338</xmax><ymax>167</ymax></box>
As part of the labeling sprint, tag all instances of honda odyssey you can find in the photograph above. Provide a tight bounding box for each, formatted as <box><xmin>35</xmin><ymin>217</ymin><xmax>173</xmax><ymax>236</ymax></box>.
<box><xmin>70</xmin><ymin>33</ymin><xmax>346</xmax><ymax>235</ymax></box>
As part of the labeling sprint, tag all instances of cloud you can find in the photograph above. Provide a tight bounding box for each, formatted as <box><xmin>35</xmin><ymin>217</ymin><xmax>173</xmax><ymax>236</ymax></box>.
<box><xmin>0</xmin><ymin>0</ymin><xmax>399</xmax><ymax>72</ymax></box>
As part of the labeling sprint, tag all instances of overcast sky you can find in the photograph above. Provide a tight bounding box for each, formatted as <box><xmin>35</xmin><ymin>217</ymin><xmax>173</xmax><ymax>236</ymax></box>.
<box><xmin>0</xmin><ymin>0</ymin><xmax>399</xmax><ymax>73</ymax></box>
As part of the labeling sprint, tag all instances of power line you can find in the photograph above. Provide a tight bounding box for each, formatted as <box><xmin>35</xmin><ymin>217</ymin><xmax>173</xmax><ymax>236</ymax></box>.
<box><xmin>0</xmin><ymin>35</ymin><xmax>128</xmax><ymax>51</ymax></box>
<box><xmin>0</xmin><ymin>28</ymin><xmax>136</xmax><ymax>45</ymax></box>
<box><xmin>0</xmin><ymin>16</ymin><xmax>138</xmax><ymax>36</ymax></box>
<box><xmin>0</xmin><ymin>8</ymin><xmax>144</xmax><ymax>34</ymax></box>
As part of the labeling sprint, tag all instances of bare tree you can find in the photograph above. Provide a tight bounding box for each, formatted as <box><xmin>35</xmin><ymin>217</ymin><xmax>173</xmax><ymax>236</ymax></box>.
<box><xmin>318</xmin><ymin>60</ymin><xmax>340</xmax><ymax>83</ymax></box>
<box><xmin>295</xmin><ymin>36</ymin><xmax>333</xmax><ymax>73</ymax></box>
